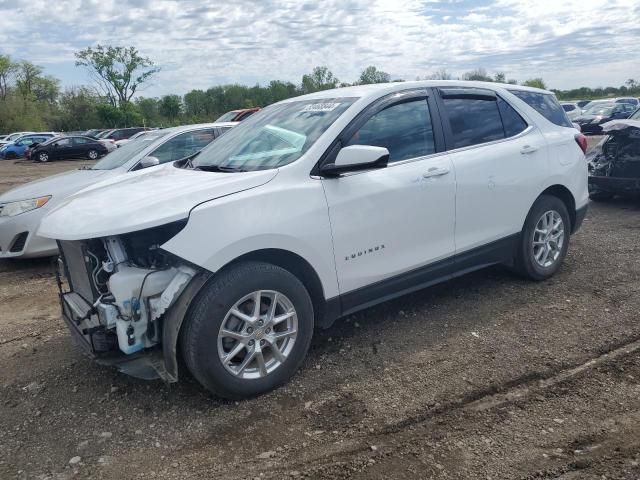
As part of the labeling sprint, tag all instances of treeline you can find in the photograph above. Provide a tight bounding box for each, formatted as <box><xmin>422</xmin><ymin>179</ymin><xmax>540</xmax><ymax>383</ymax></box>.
<box><xmin>0</xmin><ymin>51</ymin><xmax>638</xmax><ymax>133</ymax></box>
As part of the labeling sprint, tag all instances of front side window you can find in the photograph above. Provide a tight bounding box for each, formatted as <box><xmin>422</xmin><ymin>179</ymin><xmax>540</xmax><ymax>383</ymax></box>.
<box><xmin>194</xmin><ymin>98</ymin><xmax>356</xmax><ymax>171</ymax></box>
<box><xmin>442</xmin><ymin>97</ymin><xmax>504</xmax><ymax>149</ymax></box>
<box><xmin>346</xmin><ymin>99</ymin><xmax>435</xmax><ymax>163</ymax></box>
<box><xmin>151</xmin><ymin>129</ymin><xmax>217</xmax><ymax>163</ymax></box>
<box><xmin>509</xmin><ymin>90</ymin><xmax>573</xmax><ymax>128</ymax></box>
<box><xmin>56</xmin><ymin>138</ymin><xmax>71</xmax><ymax>146</ymax></box>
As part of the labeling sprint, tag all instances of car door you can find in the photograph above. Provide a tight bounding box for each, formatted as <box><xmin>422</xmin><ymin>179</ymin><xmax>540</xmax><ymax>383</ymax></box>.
<box><xmin>52</xmin><ymin>137</ymin><xmax>73</xmax><ymax>159</ymax></box>
<box><xmin>435</xmin><ymin>87</ymin><xmax>548</xmax><ymax>255</ymax></box>
<box><xmin>71</xmin><ymin>136</ymin><xmax>91</xmax><ymax>156</ymax></box>
<box><xmin>320</xmin><ymin>90</ymin><xmax>456</xmax><ymax>303</ymax></box>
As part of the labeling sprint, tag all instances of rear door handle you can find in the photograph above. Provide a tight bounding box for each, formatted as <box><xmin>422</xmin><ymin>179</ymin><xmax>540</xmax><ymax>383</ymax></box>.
<box><xmin>423</xmin><ymin>166</ymin><xmax>450</xmax><ymax>178</ymax></box>
<box><xmin>520</xmin><ymin>145</ymin><xmax>539</xmax><ymax>154</ymax></box>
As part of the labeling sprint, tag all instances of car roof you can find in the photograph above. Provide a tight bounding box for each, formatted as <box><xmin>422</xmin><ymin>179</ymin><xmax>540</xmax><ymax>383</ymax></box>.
<box><xmin>277</xmin><ymin>80</ymin><xmax>553</xmax><ymax>105</ymax></box>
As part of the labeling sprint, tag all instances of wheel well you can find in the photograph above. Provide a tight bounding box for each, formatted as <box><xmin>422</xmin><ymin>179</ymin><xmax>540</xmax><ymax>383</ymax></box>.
<box><xmin>540</xmin><ymin>185</ymin><xmax>576</xmax><ymax>232</ymax></box>
<box><xmin>225</xmin><ymin>249</ymin><xmax>327</xmax><ymax>327</ymax></box>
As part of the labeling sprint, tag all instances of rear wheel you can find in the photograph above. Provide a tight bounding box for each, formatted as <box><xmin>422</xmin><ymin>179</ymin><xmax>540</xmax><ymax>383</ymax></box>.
<box><xmin>37</xmin><ymin>152</ymin><xmax>49</xmax><ymax>163</ymax></box>
<box><xmin>514</xmin><ymin>195</ymin><xmax>570</xmax><ymax>281</ymax></box>
<box><xmin>180</xmin><ymin>261</ymin><xmax>314</xmax><ymax>399</ymax></box>
<box><xmin>87</xmin><ymin>149</ymin><xmax>99</xmax><ymax>160</ymax></box>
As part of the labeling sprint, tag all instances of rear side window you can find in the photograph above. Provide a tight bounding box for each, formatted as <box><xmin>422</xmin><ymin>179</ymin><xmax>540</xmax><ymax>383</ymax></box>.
<box><xmin>509</xmin><ymin>90</ymin><xmax>573</xmax><ymax>128</ymax></box>
<box><xmin>346</xmin><ymin>99</ymin><xmax>435</xmax><ymax>162</ymax></box>
<box><xmin>441</xmin><ymin>97</ymin><xmax>504</xmax><ymax>149</ymax></box>
<box><xmin>498</xmin><ymin>98</ymin><xmax>528</xmax><ymax>138</ymax></box>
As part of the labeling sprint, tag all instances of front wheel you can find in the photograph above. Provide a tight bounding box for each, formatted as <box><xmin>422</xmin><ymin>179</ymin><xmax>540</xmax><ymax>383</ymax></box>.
<box><xmin>514</xmin><ymin>195</ymin><xmax>571</xmax><ymax>281</ymax></box>
<box><xmin>180</xmin><ymin>262</ymin><xmax>314</xmax><ymax>399</ymax></box>
<box><xmin>37</xmin><ymin>152</ymin><xmax>49</xmax><ymax>163</ymax></box>
<box><xmin>87</xmin><ymin>149</ymin><xmax>99</xmax><ymax>160</ymax></box>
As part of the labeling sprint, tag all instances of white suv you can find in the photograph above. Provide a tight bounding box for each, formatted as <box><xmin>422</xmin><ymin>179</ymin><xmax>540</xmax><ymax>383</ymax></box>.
<box><xmin>39</xmin><ymin>81</ymin><xmax>588</xmax><ymax>399</ymax></box>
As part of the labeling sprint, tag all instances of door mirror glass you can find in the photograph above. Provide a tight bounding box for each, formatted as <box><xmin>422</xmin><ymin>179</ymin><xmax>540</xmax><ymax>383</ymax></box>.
<box><xmin>138</xmin><ymin>156</ymin><xmax>160</xmax><ymax>168</ymax></box>
<box><xmin>321</xmin><ymin>145</ymin><xmax>389</xmax><ymax>176</ymax></box>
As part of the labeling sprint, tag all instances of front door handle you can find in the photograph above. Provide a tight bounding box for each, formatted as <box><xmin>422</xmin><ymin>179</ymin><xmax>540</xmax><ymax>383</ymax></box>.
<box><xmin>423</xmin><ymin>166</ymin><xmax>450</xmax><ymax>178</ymax></box>
<box><xmin>520</xmin><ymin>145</ymin><xmax>539</xmax><ymax>154</ymax></box>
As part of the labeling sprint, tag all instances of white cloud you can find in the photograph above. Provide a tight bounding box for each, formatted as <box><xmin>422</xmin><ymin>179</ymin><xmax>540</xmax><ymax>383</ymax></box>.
<box><xmin>0</xmin><ymin>0</ymin><xmax>638</xmax><ymax>95</ymax></box>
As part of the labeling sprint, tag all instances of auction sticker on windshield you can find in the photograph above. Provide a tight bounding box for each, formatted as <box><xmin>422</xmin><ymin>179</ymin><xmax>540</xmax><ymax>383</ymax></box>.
<box><xmin>301</xmin><ymin>103</ymin><xmax>341</xmax><ymax>112</ymax></box>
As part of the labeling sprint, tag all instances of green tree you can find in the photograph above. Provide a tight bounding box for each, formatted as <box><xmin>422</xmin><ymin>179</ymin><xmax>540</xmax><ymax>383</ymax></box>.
<box><xmin>159</xmin><ymin>94</ymin><xmax>182</xmax><ymax>121</ymax></box>
<box><xmin>75</xmin><ymin>45</ymin><xmax>159</xmax><ymax>107</ymax></box>
<box><xmin>0</xmin><ymin>55</ymin><xmax>17</xmax><ymax>99</ymax></box>
<box><xmin>55</xmin><ymin>87</ymin><xmax>103</xmax><ymax>131</ymax></box>
<box><xmin>462</xmin><ymin>68</ymin><xmax>493</xmax><ymax>82</ymax></box>
<box><xmin>494</xmin><ymin>72</ymin><xmax>506</xmax><ymax>83</ymax></box>
<box><xmin>522</xmin><ymin>78</ymin><xmax>547</xmax><ymax>89</ymax></box>
<box><xmin>16</xmin><ymin>61</ymin><xmax>43</xmax><ymax>99</ymax></box>
<box><xmin>425</xmin><ymin>69</ymin><xmax>452</xmax><ymax>80</ymax></box>
<box><xmin>301</xmin><ymin>66</ymin><xmax>339</xmax><ymax>94</ymax></box>
<box><xmin>358</xmin><ymin>66</ymin><xmax>390</xmax><ymax>85</ymax></box>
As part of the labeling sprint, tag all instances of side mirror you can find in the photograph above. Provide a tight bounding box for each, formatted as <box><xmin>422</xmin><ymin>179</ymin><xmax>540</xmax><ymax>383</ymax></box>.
<box><xmin>53</xmin><ymin>143</ymin><xmax>59</xmax><ymax>148</ymax></box>
<box><xmin>138</xmin><ymin>156</ymin><xmax>160</xmax><ymax>168</ymax></box>
<box><xmin>320</xmin><ymin>145</ymin><xmax>390</xmax><ymax>177</ymax></box>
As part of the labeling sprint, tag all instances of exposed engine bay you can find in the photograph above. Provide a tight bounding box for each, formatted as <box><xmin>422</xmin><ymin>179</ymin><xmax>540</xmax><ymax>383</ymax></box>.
<box><xmin>56</xmin><ymin>221</ymin><xmax>199</xmax><ymax>378</ymax></box>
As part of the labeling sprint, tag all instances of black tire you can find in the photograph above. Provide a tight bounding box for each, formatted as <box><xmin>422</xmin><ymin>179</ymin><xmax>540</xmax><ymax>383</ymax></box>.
<box><xmin>37</xmin><ymin>152</ymin><xmax>49</xmax><ymax>163</ymax></box>
<box><xmin>514</xmin><ymin>195</ymin><xmax>571</xmax><ymax>281</ymax></box>
<box><xmin>589</xmin><ymin>190</ymin><xmax>614</xmax><ymax>202</ymax></box>
<box><xmin>87</xmin><ymin>149</ymin><xmax>99</xmax><ymax>160</ymax></box>
<box><xmin>180</xmin><ymin>261</ymin><xmax>314</xmax><ymax>399</ymax></box>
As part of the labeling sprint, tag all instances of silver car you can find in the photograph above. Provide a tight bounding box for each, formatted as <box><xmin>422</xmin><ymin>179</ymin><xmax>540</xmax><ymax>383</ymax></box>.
<box><xmin>0</xmin><ymin>122</ymin><xmax>236</xmax><ymax>258</ymax></box>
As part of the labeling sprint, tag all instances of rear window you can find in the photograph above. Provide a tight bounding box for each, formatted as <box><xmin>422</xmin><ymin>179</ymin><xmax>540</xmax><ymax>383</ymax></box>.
<box><xmin>509</xmin><ymin>90</ymin><xmax>573</xmax><ymax>128</ymax></box>
<box><xmin>442</xmin><ymin>97</ymin><xmax>504</xmax><ymax>149</ymax></box>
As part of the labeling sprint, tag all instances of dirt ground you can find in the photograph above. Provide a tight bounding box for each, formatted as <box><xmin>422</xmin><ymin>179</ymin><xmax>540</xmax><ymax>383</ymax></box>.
<box><xmin>1</xmin><ymin>144</ymin><xmax>640</xmax><ymax>480</ymax></box>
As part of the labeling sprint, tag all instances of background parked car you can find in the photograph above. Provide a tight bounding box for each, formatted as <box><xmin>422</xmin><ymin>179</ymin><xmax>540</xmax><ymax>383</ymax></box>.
<box><xmin>114</xmin><ymin>129</ymin><xmax>153</xmax><ymax>148</ymax></box>
<box><xmin>575</xmin><ymin>100</ymin><xmax>591</xmax><ymax>110</ymax></box>
<box><xmin>0</xmin><ymin>122</ymin><xmax>236</xmax><ymax>258</ymax></box>
<box><xmin>96</xmin><ymin>127</ymin><xmax>149</xmax><ymax>151</ymax></box>
<box><xmin>574</xmin><ymin>102</ymin><xmax>636</xmax><ymax>134</ymax></box>
<box><xmin>31</xmin><ymin>136</ymin><xmax>109</xmax><ymax>162</ymax></box>
<box><xmin>215</xmin><ymin>107</ymin><xmax>260</xmax><ymax>122</ymax></box>
<box><xmin>587</xmin><ymin>108</ymin><xmax>640</xmax><ymax>201</ymax></box>
<box><xmin>614</xmin><ymin>97</ymin><xmax>639</xmax><ymax>108</ymax></box>
<box><xmin>561</xmin><ymin>102</ymin><xmax>582</xmax><ymax>120</ymax></box>
<box><xmin>0</xmin><ymin>131</ymin><xmax>35</xmax><ymax>148</ymax></box>
<box><xmin>0</xmin><ymin>133</ymin><xmax>57</xmax><ymax>159</ymax></box>
<box><xmin>82</xmin><ymin>129</ymin><xmax>107</xmax><ymax>139</ymax></box>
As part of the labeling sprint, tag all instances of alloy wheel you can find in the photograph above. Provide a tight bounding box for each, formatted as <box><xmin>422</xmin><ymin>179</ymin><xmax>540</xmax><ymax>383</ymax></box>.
<box><xmin>88</xmin><ymin>150</ymin><xmax>98</xmax><ymax>159</ymax></box>
<box><xmin>217</xmin><ymin>290</ymin><xmax>298</xmax><ymax>379</ymax></box>
<box><xmin>532</xmin><ymin>210</ymin><xmax>565</xmax><ymax>268</ymax></box>
<box><xmin>38</xmin><ymin>152</ymin><xmax>48</xmax><ymax>162</ymax></box>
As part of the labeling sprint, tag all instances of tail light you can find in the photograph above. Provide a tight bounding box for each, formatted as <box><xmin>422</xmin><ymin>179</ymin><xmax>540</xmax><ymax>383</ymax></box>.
<box><xmin>575</xmin><ymin>133</ymin><xmax>588</xmax><ymax>154</ymax></box>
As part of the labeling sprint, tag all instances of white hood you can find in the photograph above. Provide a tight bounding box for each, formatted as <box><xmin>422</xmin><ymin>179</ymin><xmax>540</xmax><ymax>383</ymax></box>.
<box><xmin>0</xmin><ymin>168</ymin><xmax>114</xmax><ymax>203</ymax></box>
<box><xmin>38</xmin><ymin>163</ymin><xmax>278</xmax><ymax>240</ymax></box>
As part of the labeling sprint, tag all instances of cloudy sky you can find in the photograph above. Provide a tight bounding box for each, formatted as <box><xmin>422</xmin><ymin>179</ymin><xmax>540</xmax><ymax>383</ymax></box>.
<box><xmin>0</xmin><ymin>0</ymin><xmax>638</xmax><ymax>96</ymax></box>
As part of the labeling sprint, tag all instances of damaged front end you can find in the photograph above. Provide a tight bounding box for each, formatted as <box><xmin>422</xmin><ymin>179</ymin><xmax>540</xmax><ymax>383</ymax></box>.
<box><xmin>55</xmin><ymin>220</ymin><xmax>210</xmax><ymax>381</ymax></box>
<box><xmin>588</xmin><ymin>119</ymin><xmax>640</xmax><ymax>196</ymax></box>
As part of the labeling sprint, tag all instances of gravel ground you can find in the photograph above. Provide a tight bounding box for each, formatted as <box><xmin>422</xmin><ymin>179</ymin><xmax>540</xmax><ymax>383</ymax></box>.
<box><xmin>1</xmin><ymin>144</ymin><xmax>639</xmax><ymax>480</ymax></box>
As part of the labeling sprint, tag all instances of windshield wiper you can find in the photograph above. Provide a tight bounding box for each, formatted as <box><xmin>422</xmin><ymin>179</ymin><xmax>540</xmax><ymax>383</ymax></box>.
<box><xmin>195</xmin><ymin>165</ymin><xmax>248</xmax><ymax>173</ymax></box>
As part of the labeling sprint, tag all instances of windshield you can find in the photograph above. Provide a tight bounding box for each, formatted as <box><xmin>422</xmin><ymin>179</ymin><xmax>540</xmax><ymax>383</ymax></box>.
<box><xmin>216</xmin><ymin>111</ymin><xmax>238</xmax><ymax>122</ymax></box>
<box><xmin>194</xmin><ymin>98</ymin><xmax>356</xmax><ymax>171</ymax></box>
<box><xmin>584</xmin><ymin>104</ymin><xmax>615</xmax><ymax>115</ymax></box>
<box><xmin>92</xmin><ymin>131</ymin><xmax>168</xmax><ymax>170</ymax></box>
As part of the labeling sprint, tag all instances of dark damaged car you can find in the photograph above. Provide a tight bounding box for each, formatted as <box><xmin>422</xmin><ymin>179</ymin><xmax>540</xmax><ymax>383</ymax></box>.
<box><xmin>575</xmin><ymin>102</ymin><xmax>635</xmax><ymax>135</ymax></box>
<box><xmin>588</xmin><ymin>110</ymin><xmax>640</xmax><ymax>200</ymax></box>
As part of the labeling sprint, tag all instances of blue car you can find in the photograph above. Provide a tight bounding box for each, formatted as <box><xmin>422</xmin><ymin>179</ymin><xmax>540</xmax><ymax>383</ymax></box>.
<box><xmin>0</xmin><ymin>134</ymin><xmax>56</xmax><ymax>159</ymax></box>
